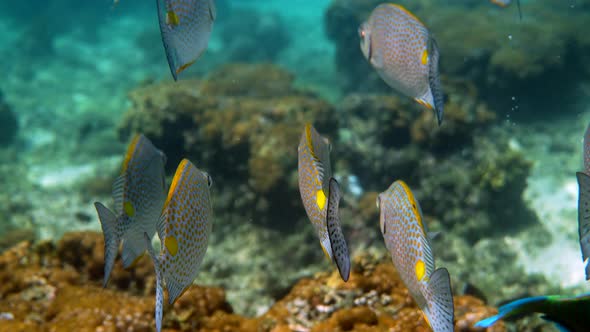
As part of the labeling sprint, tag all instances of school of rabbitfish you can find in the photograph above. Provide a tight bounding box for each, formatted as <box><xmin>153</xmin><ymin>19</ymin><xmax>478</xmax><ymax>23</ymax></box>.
<box><xmin>81</xmin><ymin>1</ymin><xmax>590</xmax><ymax>331</ymax></box>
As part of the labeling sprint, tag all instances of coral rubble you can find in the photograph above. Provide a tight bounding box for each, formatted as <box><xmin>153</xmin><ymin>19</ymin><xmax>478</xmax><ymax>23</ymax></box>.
<box><xmin>0</xmin><ymin>232</ymin><xmax>504</xmax><ymax>331</ymax></box>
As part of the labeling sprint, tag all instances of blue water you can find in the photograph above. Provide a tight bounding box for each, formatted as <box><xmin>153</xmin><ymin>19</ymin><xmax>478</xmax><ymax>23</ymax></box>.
<box><xmin>0</xmin><ymin>0</ymin><xmax>589</xmax><ymax>330</ymax></box>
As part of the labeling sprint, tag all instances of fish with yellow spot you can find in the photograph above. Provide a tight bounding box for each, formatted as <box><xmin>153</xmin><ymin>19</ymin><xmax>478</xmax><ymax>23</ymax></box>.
<box><xmin>144</xmin><ymin>158</ymin><xmax>213</xmax><ymax>332</ymax></box>
<box><xmin>157</xmin><ymin>0</ymin><xmax>216</xmax><ymax>80</ymax></box>
<box><xmin>297</xmin><ymin>123</ymin><xmax>350</xmax><ymax>282</ymax></box>
<box><xmin>377</xmin><ymin>180</ymin><xmax>454</xmax><ymax>332</ymax></box>
<box><xmin>359</xmin><ymin>3</ymin><xmax>444</xmax><ymax>125</ymax></box>
<box><xmin>94</xmin><ymin>134</ymin><xmax>167</xmax><ymax>287</ymax></box>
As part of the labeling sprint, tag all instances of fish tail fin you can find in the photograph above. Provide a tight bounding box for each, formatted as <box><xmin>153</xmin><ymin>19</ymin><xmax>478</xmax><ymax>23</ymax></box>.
<box><xmin>475</xmin><ymin>295</ymin><xmax>549</xmax><ymax>328</ymax></box>
<box><xmin>326</xmin><ymin>177</ymin><xmax>351</xmax><ymax>282</ymax></box>
<box><xmin>428</xmin><ymin>37</ymin><xmax>444</xmax><ymax>126</ymax></box>
<box><xmin>576</xmin><ymin>172</ymin><xmax>590</xmax><ymax>280</ymax></box>
<box><xmin>144</xmin><ymin>232</ymin><xmax>164</xmax><ymax>332</ymax></box>
<box><xmin>94</xmin><ymin>202</ymin><xmax>120</xmax><ymax>288</ymax></box>
<box><xmin>425</xmin><ymin>268</ymin><xmax>454</xmax><ymax>331</ymax></box>
<box><xmin>121</xmin><ymin>228</ymin><xmax>147</xmax><ymax>269</ymax></box>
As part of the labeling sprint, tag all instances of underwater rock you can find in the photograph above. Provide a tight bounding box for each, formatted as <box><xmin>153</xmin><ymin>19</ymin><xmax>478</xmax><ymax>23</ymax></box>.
<box><xmin>0</xmin><ymin>92</ymin><xmax>18</xmax><ymax>145</ymax></box>
<box><xmin>0</xmin><ymin>228</ymin><xmax>34</xmax><ymax>252</ymax></box>
<box><xmin>324</xmin><ymin>0</ymin><xmax>590</xmax><ymax>117</ymax></box>
<box><xmin>0</xmin><ymin>233</ymin><xmax>507</xmax><ymax>331</ymax></box>
<box><xmin>118</xmin><ymin>63</ymin><xmax>337</xmax><ymax>230</ymax></box>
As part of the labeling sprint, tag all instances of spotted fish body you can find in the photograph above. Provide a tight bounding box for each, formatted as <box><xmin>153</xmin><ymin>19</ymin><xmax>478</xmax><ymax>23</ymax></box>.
<box><xmin>577</xmin><ymin>123</ymin><xmax>590</xmax><ymax>280</ymax></box>
<box><xmin>377</xmin><ymin>180</ymin><xmax>454</xmax><ymax>332</ymax></box>
<box><xmin>359</xmin><ymin>4</ymin><xmax>444</xmax><ymax>125</ymax></box>
<box><xmin>476</xmin><ymin>292</ymin><xmax>590</xmax><ymax>332</ymax></box>
<box><xmin>94</xmin><ymin>134</ymin><xmax>167</xmax><ymax>287</ymax></box>
<box><xmin>297</xmin><ymin>123</ymin><xmax>350</xmax><ymax>281</ymax></box>
<box><xmin>157</xmin><ymin>0</ymin><xmax>216</xmax><ymax>80</ymax></box>
<box><xmin>145</xmin><ymin>159</ymin><xmax>212</xmax><ymax>332</ymax></box>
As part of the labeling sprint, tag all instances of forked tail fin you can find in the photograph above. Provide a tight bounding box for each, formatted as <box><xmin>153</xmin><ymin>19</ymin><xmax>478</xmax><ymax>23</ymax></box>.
<box><xmin>94</xmin><ymin>202</ymin><xmax>120</xmax><ymax>288</ymax></box>
<box><xmin>425</xmin><ymin>268</ymin><xmax>454</xmax><ymax>332</ymax></box>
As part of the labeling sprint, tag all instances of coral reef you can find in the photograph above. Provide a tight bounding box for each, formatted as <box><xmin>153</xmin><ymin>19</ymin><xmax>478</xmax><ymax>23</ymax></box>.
<box><xmin>118</xmin><ymin>63</ymin><xmax>336</xmax><ymax>230</ymax></box>
<box><xmin>335</xmin><ymin>91</ymin><xmax>550</xmax><ymax>304</ymax></box>
<box><xmin>324</xmin><ymin>0</ymin><xmax>590</xmax><ymax>116</ymax></box>
<box><xmin>115</xmin><ymin>62</ymin><xmax>551</xmax><ymax>313</ymax></box>
<box><xmin>0</xmin><ymin>232</ymin><xmax>505</xmax><ymax>331</ymax></box>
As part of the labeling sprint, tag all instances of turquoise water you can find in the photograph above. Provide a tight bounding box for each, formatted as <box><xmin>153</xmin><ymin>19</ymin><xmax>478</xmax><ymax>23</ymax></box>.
<box><xmin>0</xmin><ymin>1</ymin><xmax>589</xmax><ymax>331</ymax></box>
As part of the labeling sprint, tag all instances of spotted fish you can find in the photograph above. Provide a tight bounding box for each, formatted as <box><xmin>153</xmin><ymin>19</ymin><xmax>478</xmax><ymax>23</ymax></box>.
<box><xmin>297</xmin><ymin>123</ymin><xmax>351</xmax><ymax>282</ymax></box>
<box><xmin>157</xmin><ymin>0</ymin><xmax>216</xmax><ymax>80</ymax></box>
<box><xmin>475</xmin><ymin>292</ymin><xmax>590</xmax><ymax>332</ymax></box>
<box><xmin>94</xmin><ymin>134</ymin><xmax>167</xmax><ymax>287</ymax></box>
<box><xmin>144</xmin><ymin>159</ymin><xmax>213</xmax><ymax>332</ymax></box>
<box><xmin>359</xmin><ymin>3</ymin><xmax>444</xmax><ymax>125</ymax></box>
<box><xmin>377</xmin><ymin>180</ymin><xmax>454</xmax><ymax>331</ymax></box>
<box><xmin>577</xmin><ymin>123</ymin><xmax>590</xmax><ymax>280</ymax></box>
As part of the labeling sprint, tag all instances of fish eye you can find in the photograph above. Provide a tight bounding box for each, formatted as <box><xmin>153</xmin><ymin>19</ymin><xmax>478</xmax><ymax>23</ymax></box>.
<box><xmin>206</xmin><ymin>173</ymin><xmax>213</xmax><ymax>188</ymax></box>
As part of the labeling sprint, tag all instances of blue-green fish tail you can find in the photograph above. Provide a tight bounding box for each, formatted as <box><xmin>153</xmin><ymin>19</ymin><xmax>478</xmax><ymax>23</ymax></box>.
<box><xmin>94</xmin><ymin>202</ymin><xmax>121</xmax><ymax>288</ymax></box>
<box><xmin>144</xmin><ymin>232</ymin><xmax>164</xmax><ymax>332</ymax></box>
<box><xmin>475</xmin><ymin>295</ymin><xmax>548</xmax><ymax>328</ymax></box>
<box><xmin>425</xmin><ymin>268</ymin><xmax>454</xmax><ymax>332</ymax></box>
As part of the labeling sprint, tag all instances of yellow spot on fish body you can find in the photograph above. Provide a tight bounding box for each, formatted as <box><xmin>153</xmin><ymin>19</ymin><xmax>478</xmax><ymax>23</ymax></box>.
<box><xmin>421</xmin><ymin>49</ymin><xmax>429</xmax><ymax>65</ymax></box>
<box><xmin>165</xmin><ymin>236</ymin><xmax>178</xmax><ymax>256</ymax></box>
<box><xmin>415</xmin><ymin>260</ymin><xmax>426</xmax><ymax>281</ymax></box>
<box><xmin>124</xmin><ymin>201</ymin><xmax>135</xmax><ymax>217</ymax></box>
<box><xmin>166</xmin><ymin>10</ymin><xmax>180</xmax><ymax>26</ymax></box>
<box><xmin>316</xmin><ymin>189</ymin><xmax>326</xmax><ymax>210</ymax></box>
